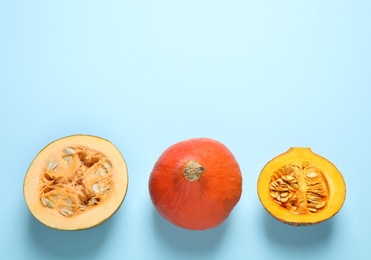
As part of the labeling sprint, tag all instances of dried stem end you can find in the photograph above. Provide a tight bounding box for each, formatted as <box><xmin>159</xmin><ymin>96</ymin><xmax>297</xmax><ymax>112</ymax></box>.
<box><xmin>183</xmin><ymin>160</ymin><xmax>204</xmax><ymax>182</ymax></box>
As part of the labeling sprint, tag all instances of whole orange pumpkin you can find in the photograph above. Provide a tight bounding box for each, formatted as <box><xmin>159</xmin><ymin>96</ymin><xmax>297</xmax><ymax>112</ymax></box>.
<box><xmin>149</xmin><ymin>138</ymin><xmax>243</xmax><ymax>230</ymax></box>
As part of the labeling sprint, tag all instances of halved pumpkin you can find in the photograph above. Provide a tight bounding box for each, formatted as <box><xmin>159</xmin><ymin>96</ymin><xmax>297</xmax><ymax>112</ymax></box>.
<box><xmin>23</xmin><ymin>135</ymin><xmax>128</xmax><ymax>230</ymax></box>
<box><xmin>257</xmin><ymin>147</ymin><xmax>346</xmax><ymax>226</ymax></box>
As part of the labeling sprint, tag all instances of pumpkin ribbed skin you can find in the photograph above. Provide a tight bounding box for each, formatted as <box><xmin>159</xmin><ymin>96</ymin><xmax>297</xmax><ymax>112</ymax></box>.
<box><xmin>149</xmin><ymin>138</ymin><xmax>242</xmax><ymax>230</ymax></box>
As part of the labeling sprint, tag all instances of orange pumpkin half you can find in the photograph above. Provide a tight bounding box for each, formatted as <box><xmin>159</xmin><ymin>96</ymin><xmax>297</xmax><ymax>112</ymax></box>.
<box><xmin>257</xmin><ymin>147</ymin><xmax>346</xmax><ymax>226</ymax></box>
<box><xmin>149</xmin><ymin>138</ymin><xmax>243</xmax><ymax>230</ymax></box>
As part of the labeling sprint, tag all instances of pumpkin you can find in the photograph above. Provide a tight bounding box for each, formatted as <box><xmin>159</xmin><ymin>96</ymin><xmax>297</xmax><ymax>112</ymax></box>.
<box><xmin>257</xmin><ymin>147</ymin><xmax>346</xmax><ymax>226</ymax></box>
<box><xmin>149</xmin><ymin>138</ymin><xmax>243</xmax><ymax>230</ymax></box>
<box><xmin>23</xmin><ymin>135</ymin><xmax>128</xmax><ymax>230</ymax></box>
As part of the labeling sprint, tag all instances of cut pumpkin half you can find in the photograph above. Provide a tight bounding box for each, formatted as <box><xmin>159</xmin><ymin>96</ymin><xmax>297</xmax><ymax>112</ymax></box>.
<box><xmin>257</xmin><ymin>147</ymin><xmax>346</xmax><ymax>226</ymax></box>
<box><xmin>23</xmin><ymin>135</ymin><xmax>128</xmax><ymax>230</ymax></box>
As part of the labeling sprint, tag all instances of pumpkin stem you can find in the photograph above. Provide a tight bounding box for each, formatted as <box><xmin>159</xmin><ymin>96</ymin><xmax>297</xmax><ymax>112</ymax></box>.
<box><xmin>183</xmin><ymin>160</ymin><xmax>204</xmax><ymax>182</ymax></box>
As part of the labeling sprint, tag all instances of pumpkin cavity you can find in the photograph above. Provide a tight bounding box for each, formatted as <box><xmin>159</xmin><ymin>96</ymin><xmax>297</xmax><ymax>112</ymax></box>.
<box><xmin>269</xmin><ymin>162</ymin><xmax>329</xmax><ymax>215</ymax></box>
<box><xmin>39</xmin><ymin>146</ymin><xmax>113</xmax><ymax>217</ymax></box>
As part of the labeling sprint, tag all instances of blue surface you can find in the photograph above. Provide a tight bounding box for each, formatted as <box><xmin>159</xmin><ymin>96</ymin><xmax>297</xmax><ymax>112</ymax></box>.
<box><xmin>1</xmin><ymin>1</ymin><xmax>370</xmax><ymax>259</ymax></box>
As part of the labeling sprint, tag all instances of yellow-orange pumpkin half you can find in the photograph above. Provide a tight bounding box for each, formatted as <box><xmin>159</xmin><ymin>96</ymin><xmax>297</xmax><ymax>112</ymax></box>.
<box><xmin>149</xmin><ymin>138</ymin><xmax>243</xmax><ymax>230</ymax></box>
<box><xmin>23</xmin><ymin>135</ymin><xmax>128</xmax><ymax>230</ymax></box>
<box><xmin>257</xmin><ymin>147</ymin><xmax>346</xmax><ymax>226</ymax></box>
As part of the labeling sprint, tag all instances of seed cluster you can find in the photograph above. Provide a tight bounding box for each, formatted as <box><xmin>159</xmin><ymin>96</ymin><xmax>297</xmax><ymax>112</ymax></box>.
<box><xmin>39</xmin><ymin>147</ymin><xmax>113</xmax><ymax>217</ymax></box>
<box><xmin>269</xmin><ymin>162</ymin><xmax>328</xmax><ymax>215</ymax></box>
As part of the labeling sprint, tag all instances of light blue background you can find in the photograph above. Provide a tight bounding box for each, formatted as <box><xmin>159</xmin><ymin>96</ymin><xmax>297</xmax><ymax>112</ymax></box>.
<box><xmin>1</xmin><ymin>1</ymin><xmax>370</xmax><ymax>259</ymax></box>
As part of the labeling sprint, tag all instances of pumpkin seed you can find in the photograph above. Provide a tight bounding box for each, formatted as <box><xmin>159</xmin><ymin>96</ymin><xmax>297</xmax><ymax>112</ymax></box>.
<box><xmin>46</xmin><ymin>160</ymin><xmax>58</xmax><ymax>171</ymax></box>
<box><xmin>306</xmin><ymin>171</ymin><xmax>318</xmax><ymax>178</ymax></box>
<box><xmin>310</xmin><ymin>189</ymin><xmax>325</xmax><ymax>196</ymax></box>
<box><xmin>90</xmin><ymin>198</ymin><xmax>98</xmax><ymax>205</ymax></box>
<box><xmin>63</xmin><ymin>148</ymin><xmax>75</xmax><ymax>155</ymax></box>
<box><xmin>284</xmin><ymin>166</ymin><xmax>293</xmax><ymax>175</ymax></box>
<box><xmin>308</xmin><ymin>197</ymin><xmax>321</xmax><ymax>202</ymax></box>
<box><xmin>46</xmin><ymin>161</ymin><xmax>53</xmax><ymax>171</ymax></box>
<box><xmin>60</xmin><ymin>207</ymin><xmax>74</xmax><ymax>216</ymax></box>
<box><xmin>92</xmin><ymin>183</ymin><xmax>99</xmax><ymax>194</ymax></box>
<box><xmin>96</xmin><ymin>166</ymin><xmax>107</xmax><ymax>176</ymax></box>
<box><xmin>51</xmin><ymin>161</ymin><xmax>58</xmax><ymax>170</ymax></box>
<box><xmin>103</xmin><ymin>160</ymin><xmax>112</xmax><ymax>169</ymax></box>
<box><xmin>274</xmin><ymin>200</ymin><xmax>282</xmax><ymax>205</ymax></box>
<box><xmin>99</xmin><ymin>183</ymin><xmax>110</xmax><ymax>193</ymax></box>
<box><xmin>63</xmin><ymin>155</ymin><xmax>73</xmax><ymax>161</ymax></box>
<box><xmin>41</xmin><ymin>197</ymin><xmax>55</xmax><ymax>208</ymax></box>
<box><xmin>315</xmin><ymin>201</ymin><xmax>326</xmax><ymax>209</ymax></box>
